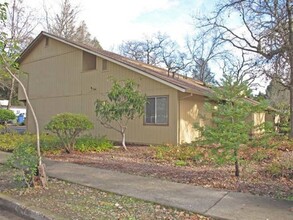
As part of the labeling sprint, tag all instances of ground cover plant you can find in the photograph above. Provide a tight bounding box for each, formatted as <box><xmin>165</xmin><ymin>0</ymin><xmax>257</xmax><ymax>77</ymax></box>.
<box><xmin>75</xmin><ymin>135</ymin><xmax>113</xmax><ymax>152</ymax></box>
<box><xmin>0</xmin><ymin>164</ymin><xmax>210</xmax><ymax>220</ymax></box>
<box><xmin>6</xmin><ymin>143</ymin><xmax>38</xmax><ymax>187</ymax></box>
<box><xmin>0</xmin><ymin>133</ymin><xmax>113</xmax><ymax>155</ymax></box>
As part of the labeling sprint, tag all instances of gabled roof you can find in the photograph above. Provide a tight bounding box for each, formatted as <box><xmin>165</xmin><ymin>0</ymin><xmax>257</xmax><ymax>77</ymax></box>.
<box><xmin>18</xmin><ymin>31</ymin><xmax>212</xmax><ymax>96</ymax></box>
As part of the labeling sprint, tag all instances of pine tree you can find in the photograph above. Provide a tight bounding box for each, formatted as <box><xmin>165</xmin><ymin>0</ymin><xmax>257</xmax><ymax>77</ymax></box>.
<box><xmin>195</xmin><ymin>74</ymin><xmax>267</xmax><ymax>176</ymax></box>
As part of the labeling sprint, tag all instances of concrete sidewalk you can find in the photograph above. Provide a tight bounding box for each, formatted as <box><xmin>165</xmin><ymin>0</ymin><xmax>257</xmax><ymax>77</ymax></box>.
<box><xmin>0</xmin><ymin>151</ymin><xmax>292</xmax><ymax>220</ymax></box>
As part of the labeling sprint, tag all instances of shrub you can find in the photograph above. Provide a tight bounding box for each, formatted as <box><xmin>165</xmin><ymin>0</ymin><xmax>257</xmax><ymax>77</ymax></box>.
<box><xmin>152</xmin><ymin>145</ymin><xmax>206</xmax><ymax>164</ymax></box>
<box><xmin>95</xmin><ymin>79</ymin><xmax>146</xmax><ymax>150</ymax></box>
<box><xmin>75</xmin><ymin>136</ymin><xmax>113</xmax><ymax>152</ymax></box>
<box><xmin>0</xmin><ymin>133</ymin><xmax>61</xmax><ymax>153</ymax></box>
<box><xmin>175</xmin><ymin>160</ymin><xmax>188</xmax><ymax>166</ymax></box>
<box><xmin>0</xmin><ymin>109</ymin><xmax>16</xmax><ymax>132</ymax></box>
<box><xmin>40</xmin><ymin>134</ymin><xmax>62</xmax><ymax>154</ymax></box>
<box><xmin>0</xmin><ymin>133</ymin><xmax>34</xmax><ymax>152</ymax></box>
<box><xmin>45</xmin><ymin>113</ymin><xmax>94</xmax><ymax>153</ymax></box>
<box><xmin>265</xmin><ymin>153</ymin><xmax>293</xmax><ymax>178</ymax></box>
<box><xmin>0</xmin><ymin>109</ymin><xmax>16</xmax><ymax>123</ymax></box>
<box><xmin>6</xmin><ymin>143</ymin><xmax>38</xmax><ymax>187</ymax></box>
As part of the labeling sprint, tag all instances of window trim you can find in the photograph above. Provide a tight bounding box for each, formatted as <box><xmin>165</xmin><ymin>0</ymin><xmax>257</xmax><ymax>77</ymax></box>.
<box><xmin>144</xmin><ymin>95</ymin><xmax>169</xmax><ymax>126</ymax></box>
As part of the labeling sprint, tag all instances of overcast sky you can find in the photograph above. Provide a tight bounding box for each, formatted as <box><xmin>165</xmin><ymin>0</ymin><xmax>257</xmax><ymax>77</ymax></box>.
<box><xmin>27</xmin><ymin>0</ymin><xmax>217</xmax><ymax>50</ymax></box>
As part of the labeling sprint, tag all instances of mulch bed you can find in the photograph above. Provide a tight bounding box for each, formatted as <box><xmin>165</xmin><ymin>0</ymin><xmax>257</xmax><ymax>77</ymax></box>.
<box><xmin>46</xmin><ymin>146</ymin><xmax>293</xmax><ymax>199</ymax></box>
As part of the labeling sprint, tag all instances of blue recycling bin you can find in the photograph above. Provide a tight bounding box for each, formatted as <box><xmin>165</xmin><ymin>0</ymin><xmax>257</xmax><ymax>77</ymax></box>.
<box><xmin>17</xmin><ymin>113</ymin><xmax>25</xmax><ymax>124</ymax></box>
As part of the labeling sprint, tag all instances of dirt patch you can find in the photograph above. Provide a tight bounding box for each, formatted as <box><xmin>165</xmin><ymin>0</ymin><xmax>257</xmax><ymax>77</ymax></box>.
<box><xmin>46</xmin><ymin>146</ymin><xmax>293</xmax><ymax>200</ymax></box>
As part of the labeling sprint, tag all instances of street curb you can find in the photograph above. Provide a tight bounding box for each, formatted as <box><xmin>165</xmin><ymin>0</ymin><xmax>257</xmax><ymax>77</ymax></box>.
<box><xmin>0</xmin><ymin>193</ymin><xmax>64</xmax><ymax>220</ymax></box>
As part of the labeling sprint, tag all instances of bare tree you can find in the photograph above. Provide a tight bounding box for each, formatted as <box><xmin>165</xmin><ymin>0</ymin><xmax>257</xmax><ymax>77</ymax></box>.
<box><xmin>5</xmin><ymin>0</ymin><xmax>38</xmax><ymax>49</ymax></box>
<box><xmin>160</xmin><ymin>43</ymin><xmax>189</xmax><ymax>77</ymax></box>
<box><xmin>119</xmin><ymin>32</ymin><xmax>166</xmax><ymax>65</ymax></box>
<box><xmin>75</xmin><ymin>20</ymin><xmax>102</xmax><ymax>49</ymax></box>
<box><xmin>186</xmin><ymin>30</ymin><xmax>228</xmax><ymax>84</ymax></box>
<box><xmin>119</xmin><ymin>40</ymin><xmax>146</xmax><ymax>62</ymax></box>
<box><xmin>47</xmin><ymin>0</ymin><xmax>78</xmax><ymax>39</ymax></box>
<box><xmin>220</xmin><ymin>51</ymin><xmax>259</xmax><ymax>88</ymax></box>
<box><xmin>0</xmin><ymin>0</ymin><xmax>38</xmax><ymax>108</ymax></box>
<box><xmin>43</xmin><ymin>0</ymin><xmax>102</xmax><ymax>48</ymax></box>
<box><xmin>0</xmin><ymin>2</ymin><xmax>47</xmax><ymax>188</ymax></box>
<box><xmin>119</xmin><ymin>32</ymin><xmax>189</xmax><ymax>77</ymax></box>
<box><xmin>197</xmin><ymin>0</ymin><xmax>293</xmax><ymax>137</ymax></box>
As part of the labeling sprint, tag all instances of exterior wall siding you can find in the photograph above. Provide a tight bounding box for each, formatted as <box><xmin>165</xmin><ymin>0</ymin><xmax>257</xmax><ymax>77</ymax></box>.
<box><xmin>20</xmin><ymin>38</ymin><xmax>179</xmax><ymax>145</ymax></box>
<box><xmin>20</xmin><ymin>38</ymin><xmax>83</xmax><ymax>133</ymax></box>
<box><xmin>82</xmin><ymin>57</ymin><xmax>178</xmax><ymax>145</ymax></box>
<box><xmin>179</xmin><ymin>93</ymin><xmax>206</xmax><ymax>144</ymax></box>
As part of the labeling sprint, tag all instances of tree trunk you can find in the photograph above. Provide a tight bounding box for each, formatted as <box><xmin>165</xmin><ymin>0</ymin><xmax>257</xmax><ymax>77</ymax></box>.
<box><xmin>5</xmin><ymin>66</ymin><xmax>47</xmax><ymax>187</ymax></box>
<box><xmin>121</xmin><ymin>131</ymin><xmax>127</xmax><ymax>151</ymax></box>
<box><xmin>287</xmin><ymin>0</ymin><xmax>293</xmax><ymax>139</ymax></box>
<box><xmin>234</xmin><ymin>149</ymin><xmax>240</xmax><ymax>177</ymax></box>
<box><xmin>7</xmin><ymin>78</ymin><xmax>15</xmax><ymax>109</ymax></box>
<box><xmin>290</xmin><ymin>85</ymin><xmax>293</xmax><ymax>138</ymax></box>
<box><xmin>235</xmin><ymin>159</ymin><xmax>240</xmax><ymax>177</ymax></box>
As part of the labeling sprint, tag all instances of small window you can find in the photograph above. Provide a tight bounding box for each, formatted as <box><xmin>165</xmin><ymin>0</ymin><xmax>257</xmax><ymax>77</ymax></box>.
<box><xmin>102</xmin><ymin>59</ymin><xmax>108</xmax><ymax>71</ymax></box>
<box><xmin>82</xmin><ymin>51</ymin><xmax>96</xmax><ymax>71</ymax></box>
<box><xmin>145</xmin><ymin>96</ymin><xmax>168</xmax><ymax>125</ymax></box>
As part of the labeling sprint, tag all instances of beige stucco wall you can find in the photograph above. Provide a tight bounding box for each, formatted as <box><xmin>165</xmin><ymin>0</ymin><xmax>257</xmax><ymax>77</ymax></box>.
<box><xmin>20</xmin><ymin>37</ymin><xmax>179</xmax><ymax>145</ymax></box>
<box><xmin>179</xmin><ymin>93</ymin><xmax>206</xmax><ymax>144</ymax></box>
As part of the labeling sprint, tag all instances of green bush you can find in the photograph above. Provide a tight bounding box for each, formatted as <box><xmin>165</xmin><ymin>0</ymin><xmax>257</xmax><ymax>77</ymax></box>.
<box><xmin>153</xmin><ymin>145</ymin><xmax>170</xmax><ymax>160</ymax></box>
<box><xmin>6</xmin><ymin>143</ymin><xmax>38</xmax><ymax>187</ymax></box>
<box><xmin>0</xmin><ymin>109</ymin><xmax>16</xmax><ymax>123</ymax></box>
<box><xmin>0</xmin><ymin>133</ymin><xmax>61</xmax><ymax>153</ymax></box>
<box><xmin>251</xmin><ymin>150</ymin><xmax>270</xmax><ymax>162</ymax></box>
<box><xmin>265</xmin><ymin>155</ymin><xmax>293</xmax><ymax>178</ymax></box>
<box><xmin>0</xmin><ymin>109</ymin><xmax>16</xmax><ymax>133</ymax></box>
<box><xmin>174</xmin><ymin>160</ymin><xmax>188</xmax><ymax>166</ymax></box>
<box><xmin>0</xmin><ymin>133</ymin><xmax>34</xmax><ymax>152</ymax></box>
<box><xmin>40</xmin><ymin>134</ymin><xmax>62</xmax><ymax>154</ymax></box>
<box><xmin>75</xmin><ymin>136</ymin><xmax>113</xmax><ymax>152</ymax></box>
<box><xmin>45</xmin><ymin>113</ymin><xmax>94</xmax><ymax>153</ymax></box>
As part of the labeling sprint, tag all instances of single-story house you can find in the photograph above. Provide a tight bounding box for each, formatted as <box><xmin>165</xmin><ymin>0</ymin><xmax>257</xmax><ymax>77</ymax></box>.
<box><xmin>17</xmin><ymin>32</ymin><xmax>274</xmax><ymax>145</ymax></box>
<box><xmin>0</xmin><ymin>100</ymin><xmax>26</xmax><ymax>118</ymax></box>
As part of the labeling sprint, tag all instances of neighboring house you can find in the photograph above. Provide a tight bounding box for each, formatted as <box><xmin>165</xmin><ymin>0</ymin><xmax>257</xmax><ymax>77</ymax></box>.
<box><xmin>17</xmin><ymin>32</ymin><xmax>273</xmax><ymax>145</ymax></box>
<box><xmin>0</xmin><ymin>100</ymin><xmax>9</xmax><ymax>108</ymax></box>
<box><xmin>0</xmin><ymin>100</ymin><xmax>26</xmax><ymax>117</ymax></box>
<box><xmin>9</xmin><ymin>106</ymin><xmax>26</xmax><ymax>118</ymax></box>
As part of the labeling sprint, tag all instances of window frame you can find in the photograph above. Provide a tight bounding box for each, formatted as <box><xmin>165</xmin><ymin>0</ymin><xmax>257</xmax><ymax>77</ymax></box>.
<box><xmin>144</xmin><ymin>95</ymin><xmax>169</xmax><ymax>126</ymax></box>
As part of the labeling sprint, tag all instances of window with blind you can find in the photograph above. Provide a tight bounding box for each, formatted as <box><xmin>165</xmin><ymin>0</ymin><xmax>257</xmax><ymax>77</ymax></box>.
<box><xmin>145</xmin><ymin>96</ymin><xmax>168</xmax><ymax>125</ymax></box>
